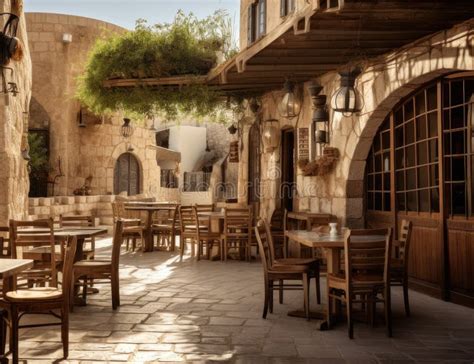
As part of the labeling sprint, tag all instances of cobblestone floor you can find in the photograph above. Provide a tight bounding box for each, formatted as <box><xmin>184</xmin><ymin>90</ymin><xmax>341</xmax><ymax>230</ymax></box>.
<box><xmin>15</xmin><ymin>237</ymin><xmax>474</xmax><ymax>363</ymax></box>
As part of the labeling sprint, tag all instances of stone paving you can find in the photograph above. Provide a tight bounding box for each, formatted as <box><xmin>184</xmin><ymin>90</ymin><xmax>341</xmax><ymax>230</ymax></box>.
<box><xmin>15</xmin><ymin>236</ymin><xmax>474</xmax><ymax>363</ymax></box>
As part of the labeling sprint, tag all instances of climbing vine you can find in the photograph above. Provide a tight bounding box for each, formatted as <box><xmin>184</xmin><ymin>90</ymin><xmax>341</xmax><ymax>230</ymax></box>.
<box><xmin>77</xmin><ymin>10</ymin><xmax>238</xmax><ymax>121</ymax></box>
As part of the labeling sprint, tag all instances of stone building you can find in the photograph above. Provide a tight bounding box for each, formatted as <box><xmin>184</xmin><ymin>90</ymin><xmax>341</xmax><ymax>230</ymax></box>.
<box><xmin>24</xmin><ymin>13</ymin><xmax>234</xmax><ymax>219</ymax></box>
<box><xmin>0</xmin><ymin>0</ymin><xmax>31</xmax><ymax>223</ymax></box>
<box><xmin>204</xmin><ymin>1</ymin><xmax>474</xmax><ymax>306</ymax></box>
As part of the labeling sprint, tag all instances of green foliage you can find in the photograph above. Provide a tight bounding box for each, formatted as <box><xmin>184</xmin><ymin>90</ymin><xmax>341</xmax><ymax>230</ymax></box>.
<box><xmin>77</xmin><ymin>10</ymin><xmax>238</xmax><ymax>120</ymax></box>
<box><xmin>28</xmin><ymin>133</ymin><xmax>49</xmax><ymax>179</ymax></box>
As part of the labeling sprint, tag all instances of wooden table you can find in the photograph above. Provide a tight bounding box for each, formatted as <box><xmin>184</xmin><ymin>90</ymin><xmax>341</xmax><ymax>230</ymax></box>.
<box><xmin>286</xmin><ymin>212</ymin><xmax>333</xmax><ymax>231</ymax></box>
<box><xmin>0</xmin><ymin>259</ymin><xmax>34</xmax><ymax>294</ymax></box>
<box><xmin>18</xmin><ymin>227</ymin><xmax>108</xmax><ymax>262</ymax></box>
<box><xmin>285</xmin><ymin>230</ymin><xmax>386</xmax><ymax>329</ymax></box>
<box><xmin>125</xmin><ymin>205</ymin><xmax>176</xmax><ymax>252</ymax></box>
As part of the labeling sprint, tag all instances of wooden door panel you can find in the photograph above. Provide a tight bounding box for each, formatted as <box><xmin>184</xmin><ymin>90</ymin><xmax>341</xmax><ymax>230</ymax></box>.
<box><xmin>447</xmin><ymin>220</ymin><xmax>474</xmax><ymax>297</ymax></box>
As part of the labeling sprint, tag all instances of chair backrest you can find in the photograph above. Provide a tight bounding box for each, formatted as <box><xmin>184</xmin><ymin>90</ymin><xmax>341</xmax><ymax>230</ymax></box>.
<box><xmin>112</xmin><ymin>201</ymin><xmax>127</xmax><ymax>221</ymax></box>
<box><xmin>112</xmin><ymin>220</ymin><xmax>124</xmax><ymax>270</ymax></box>
<box><xmin>344</xmin><ymin>228</ymin><xmax>392</xmax><ymax>287</ymax></box>
<box><xmin>61</xmin><ymin>235</ymin><xmax>77</xmax><ymax>305</ymax></box>
<box><xmin>398</xmin><ymin>219</ymin><xmax>412</xmax><ymax>265</ymax></box>
<box><xmin>0</xmin><ymin>226</ymin><xmax>10</xmax><ymax>258</ymax></box>
<box><xmin>270</xmin><ymin>208</ymin><xmax>284</xmax><ymax>231</ymax></box>
<box><xmin>254</xmin><ymin>219</ymin><xmax>275</xmax><ymax>274</ymax></box>
<box><xmin>9</xmin><ymin>218</ymin><xmax>58</xmax><ymax>285</ymax></box>
<box><xmin>179</xmin><ymin>206</ymin><xmax>199</xmax><ymax>237</ymax></box>
<box><xmin>60</xmin><ymin>214</ymin><xmax>95</xmax><ymax>228</ymax></box>
<box><xmin>195</xmin><ymin>204</ymin><xmax>215</xmax><ymax>213</ymax></box>
<box><xmin>223</xmin><ymin>207</ymin><xmax>252</xmax><ymax>236</ymax></box>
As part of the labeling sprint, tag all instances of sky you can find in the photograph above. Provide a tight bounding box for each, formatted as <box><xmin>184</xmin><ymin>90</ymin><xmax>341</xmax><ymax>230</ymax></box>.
<box><xmin>24</xmin><ymin>0</ymin><xmax>241</xmax><ymax>38</ymax></box>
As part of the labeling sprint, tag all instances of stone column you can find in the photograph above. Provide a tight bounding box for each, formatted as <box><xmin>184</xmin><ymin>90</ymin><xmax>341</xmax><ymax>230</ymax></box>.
<box><xmin>0</xmin><ymin>1</ymin><xmax>32</xmax><ymax>224</ymax></box>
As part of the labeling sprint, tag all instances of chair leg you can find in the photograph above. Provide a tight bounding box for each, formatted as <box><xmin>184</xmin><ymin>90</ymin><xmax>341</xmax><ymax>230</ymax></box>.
<box><xmin>279</xmin><ymin>280</ymin><xmax>284</xmax><ymax>304</ymax></box>
<box><xmin>403</xmin><ymin>279</ymin><xmax>410</xmax><ymax>317</ymax></box>
<box><xmin>347</xmin><ymin>292</ymin><xmax>354</xmax><ymax>339</ymax></box>
<box><xmin>10</xmin><ymin>306</ymin><xmax>19</xmax><ymax>364</ymax></box>
<box><xmin>315</xmin><ymin>271</ymin><xmax>321</xmax><ymax>305</ymax></box>
<box><xmin>0</xmin><ymin>310</ymin><xmax>6</xmax><ymax>356</ymax></box>
<box><xmin>263</xmin><ymin>278</ymin><xmax>269</xmax><ymax>319</ymax></box>
<box><xmin>385</xmin><ymin>287</ymin><xmax>392</xmax><ymax>337</ymax></box>
<box><xmin>180</xmin><ymin>238</ymin><xmax>186</xmax><ymax>260</ymax></box>
<box><xmin>224</xmin><ymin>238</ymin><xmax>228</xmax><ymax>262</ymax></box>
<box><xmin>61</xmin><ymin>306</ymin><xmax>69</xmax><ymax>359</ymax></box>
<box><xmin>112</xmin><ymin>272</ymin><xmax>120</xmax><ymax>310</ymax></box>
<box><xmin>327</xmin><ymin>289</ymin><xmax>332</xmax><ymax>329</ymax></box>
<box><xmin>269</xmin><ymin>280</ymin><xmax>274</xmax><ymax>313</ymax></box>
<box><xmin>303</xmin><ymin>273</ymin><xmax>310</xmax><ymax>321</ymax></box>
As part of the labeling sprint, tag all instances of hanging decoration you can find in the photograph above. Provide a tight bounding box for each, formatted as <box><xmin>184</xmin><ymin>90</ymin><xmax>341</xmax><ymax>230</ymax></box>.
<box><xmin>262</xmin><ymin>119</ymin><xmax>280</xmax><ymax>153</ymax></box>
<box><xmin>1</xmin><ymin>66</ymin><xmax>18</xmax><ymax>96</ymax></box>
<box><xmin>331</xmin><ymin>68</ymin><xmax>364</xmax><ymax>116</ymax></box>
<box><xmin>121</xmin><ymin>118</ymin><xmax>134</xmax><ymax>138</ymax></box>
<box><xmin>309</xmin><ymin>83</ymin><xmax>330</xmax><ymax>152</ymax></box>
<box><xmin>278</xmin><ymin>80</ymin><xmax>301</xmax><ymax>118</ymax></box>
<box><xmin>227</xmin><ymin>124</ymin><xmax>238</xmax><ymax>135</ymax></box>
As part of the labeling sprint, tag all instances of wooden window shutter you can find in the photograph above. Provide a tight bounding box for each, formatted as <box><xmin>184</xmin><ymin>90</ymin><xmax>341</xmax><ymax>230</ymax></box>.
<box><xmin>280</xmin><ymin>0</ymin><xmax>287</xmax><ymax>17</ymax></box>
<box><xmin>247</xmin><ymin>4</ymin><xmax>255</xmax><ymax>44</ymax></box>
<box><xmin>258</xmin><ymin>0</ymin><xmax>267</xmax><ymax>37</ymax></box>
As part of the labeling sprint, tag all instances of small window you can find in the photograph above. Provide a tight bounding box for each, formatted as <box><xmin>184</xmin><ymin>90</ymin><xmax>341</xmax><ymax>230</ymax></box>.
<box><xmin>161</xmin><ymin>169</ymin><xmax>178</xmax><ymax>189</ymax></box>
<box><xmin>248</xmin><ymin>0</ymin><xmax>266</xmax><ymax>44</ymax></box>
<box><xmin>156</xmin><ymin>129</ymin><xmax>170</xmax><ymax>149</ymax></box>
<box><xmin>280</xmin><ymin>0</ymin><xmax>295</xmax><ymax>17</ymax></box>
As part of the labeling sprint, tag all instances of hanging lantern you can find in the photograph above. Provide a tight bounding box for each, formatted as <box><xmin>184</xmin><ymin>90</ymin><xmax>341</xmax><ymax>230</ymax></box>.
<box><xmin>309</xmin><ymin>83</ymin><xmax>330</xmax><ymax>153</ymax></box>
<box><xmin>262</xmin><ymin>119</ymin><xmax>281</xmax><ymax>153</ymax></box>
<box><xmin>331</xmin><ymin>68</ymin><xmax>364</xmax><ymax>116</ymax></box>
<box><xmin>279</xmin><ymin>80</ymin><xmax>301</xmax><ymax>118</ymax></box>
<box><xmin>121</xmin><ymin>118</ymin><xmax>133</xmax><ymax>138</ymax></box>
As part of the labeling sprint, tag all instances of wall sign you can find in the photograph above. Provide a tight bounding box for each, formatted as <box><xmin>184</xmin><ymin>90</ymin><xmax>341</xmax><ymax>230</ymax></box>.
<box><xmin>298</xmin><ymin>128</ymin><xmax>310</xmax><ymax>160</ymax></box>
<box><xmin>229</xmin><ymin>141</ymin><xmax>239</xmax><ymax>163</ymax></box>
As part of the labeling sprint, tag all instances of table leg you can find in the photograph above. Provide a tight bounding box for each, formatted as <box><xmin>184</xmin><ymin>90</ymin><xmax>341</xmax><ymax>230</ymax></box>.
<box><xmin>145</xmin><ymin>210</ymin><xmax>153</xmax><ymax>252</ymax></box>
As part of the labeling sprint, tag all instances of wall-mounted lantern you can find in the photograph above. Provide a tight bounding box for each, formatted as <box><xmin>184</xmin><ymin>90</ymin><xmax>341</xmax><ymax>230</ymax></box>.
<box><xmin>262</xmin><ymin>119</ymin><xmax>280</xmax><ymax>153</ymax></box>
<box><xmin>121</xmin><ymin>118</ymin><xmax>134</xmax><ymax>138</ymax></box>
<box><xmin>309</xmin><ymin>84</ymin><xmax>329</xmax><ymax>154</ymax></box>
<box><xmin>331</xmin><ymin>68</ymin><xmax>364</xmax><ymax>116</ymax></box>
<box><xmin>1</xmin><ymin>66</ymin><xmax>18</xmax><ymax>96</ymax></box>
<box><xmin>279</xmin><ymin>80</ymin><xmax>301</xmax><ymax>118</ymax></box>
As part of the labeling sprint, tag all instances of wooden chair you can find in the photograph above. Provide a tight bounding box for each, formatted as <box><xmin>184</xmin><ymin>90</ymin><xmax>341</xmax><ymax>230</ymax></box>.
<box><xmin>254</xmin><ymin>219</ymin><xmax>320</xmax><ymax>320</ymax></box>
<box><xmin>223</xmin><ymin>207</ymin><xmax>252</xmax><ymax>261</ymax></box>
<box><xmin>195</xmin><ymin>204</ymin><xmax>215</xmax><ymax>213</ymax></box>
<box><xmin>112</xmin><ymin>202</ymin><xmax>144</xmax><ymax>251</ymax></box>
<box><xmin>152</xmin><ymin>205</ymin><xmax>179</xmax><ymax>251</ymax></box>
<box><xmin>179</xmin><ymin>206</ymin><xmax>220</xmax><ymax>261</ymax></box>
<box><xmin>9</xmin><ymin>218</ymin><xmax>60</xmax><ymax>287</ymax></box>
<box><xmin>1</xmin><ymin>235</ymin><xmax>77</xmax><ymax>363</ymax></box>
<box><xmin>60</xmin><ymin>214</ymin><xmax>96</xmax><ymax>260</ymax></box>
<box><xmin>270</xmin><ymin>208</ymin><xmax>286</xmax><ymax>259</ymax></box>
<box><xmin>72</xmin><ymin>220</ymin><xmax>123</xmax><ymax>310</ymax></box>
<box><xmin>391</xmin><ymin>219</ymin><xmax>413</xmax><ymax>316</ymax></box>
<box><xmin>327</xmin><ymin>228</ymin><xmax>392</xmax><ymax>339</ymax></box>
<box><xmin>0</xmin><ymin>227</ymin><xmax>10</xmax><ymax>258</ymax></box>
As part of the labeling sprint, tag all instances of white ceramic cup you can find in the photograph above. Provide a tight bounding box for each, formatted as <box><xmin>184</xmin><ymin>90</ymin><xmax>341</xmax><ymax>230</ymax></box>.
<box><xmin>329</xmin><ymin>222</ymin><xmax>338</xmax><ymax>236</ymax></box>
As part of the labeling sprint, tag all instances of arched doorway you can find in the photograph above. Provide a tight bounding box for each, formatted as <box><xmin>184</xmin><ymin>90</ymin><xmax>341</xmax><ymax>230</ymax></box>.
<box><xmin>114</xmin><ymin>153</ymin><xmax>141</xmax><ymax>196</ymax></box>
<box><xmin>366</xmin><ymin>74</ymin><xmax>474</xmax><ymax>305</ymax></box>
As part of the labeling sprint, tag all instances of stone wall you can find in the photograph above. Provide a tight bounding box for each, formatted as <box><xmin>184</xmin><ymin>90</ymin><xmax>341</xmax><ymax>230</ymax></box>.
<box><xmin>247</xmin><ymin>19</ymin><xmax>474</xmax><ymax>226</ymax></box>
<box><xmin>0</xmin><ymin>1</ymin><xmax>32</xmax><ymax>224</ymax></box>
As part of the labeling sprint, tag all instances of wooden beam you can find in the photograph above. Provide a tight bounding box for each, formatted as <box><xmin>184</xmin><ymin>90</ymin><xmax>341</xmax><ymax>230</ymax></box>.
<box><xmin>102</xmin><ymin>75</ymin><xmax>207</xmax><ymax>88</ymax></box>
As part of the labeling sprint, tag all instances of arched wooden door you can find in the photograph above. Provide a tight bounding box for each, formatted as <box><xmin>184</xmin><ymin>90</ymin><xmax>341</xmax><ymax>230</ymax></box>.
<box><xmin>114</xmin><ymin>153</ymin><xmax>141</xmax><ymax>196</ymax></box>
<box><xmin>366</xmin><ymin>74</ymin><xmax>474</xmax><ymax>305</ymax></box>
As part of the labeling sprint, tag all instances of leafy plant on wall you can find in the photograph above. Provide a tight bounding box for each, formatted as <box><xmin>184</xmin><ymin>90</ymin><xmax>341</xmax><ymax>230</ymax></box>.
<box><xmin>77</xmin><ymin>10</ymin><xmax>238</xmax><ymax>122</ymax></box>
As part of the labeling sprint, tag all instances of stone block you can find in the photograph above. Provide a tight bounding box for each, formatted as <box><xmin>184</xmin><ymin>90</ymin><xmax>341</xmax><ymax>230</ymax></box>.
<box><xmin>39</xmin><ymin>197</ymin><xmax>51</xmax><ymax>206</ymax></box>
<box><xmin>29</xmin><ymin>198</ymin><xmax>39</xmax><ymax>207</ymax></box>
